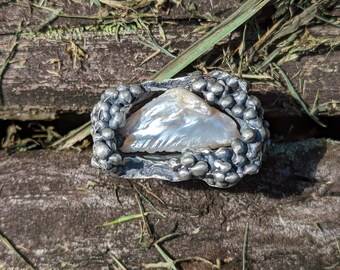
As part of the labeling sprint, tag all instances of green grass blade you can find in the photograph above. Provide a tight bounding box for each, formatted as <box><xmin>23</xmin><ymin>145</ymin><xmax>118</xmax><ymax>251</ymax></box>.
<box><xmin>154</xmin><ymin>243</ymin><xmax>178</xmax><ymax>270</ymax></box>
<box><xmin>102</xmin><ymin>212</ymin><xmax>149</xmax><ymax>227</ymax></box>
<box><xmin>151</xmin><ymin>0</ymin><xmax>272</xmax><ymax>81</ymax></box>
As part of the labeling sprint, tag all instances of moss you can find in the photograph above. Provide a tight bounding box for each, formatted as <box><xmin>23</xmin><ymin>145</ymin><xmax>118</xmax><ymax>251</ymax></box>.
<box><xmin>22</xmin><ymin>22</ymin><xmax>139</xmax><ymax>41</ymax></box>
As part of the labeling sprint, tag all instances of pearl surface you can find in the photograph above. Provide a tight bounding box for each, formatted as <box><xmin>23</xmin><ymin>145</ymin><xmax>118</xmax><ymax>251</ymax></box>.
<box><xmin>120</xmin><ymin>88</ymin><xmax>240</xmax><ymax>153</ymax></box>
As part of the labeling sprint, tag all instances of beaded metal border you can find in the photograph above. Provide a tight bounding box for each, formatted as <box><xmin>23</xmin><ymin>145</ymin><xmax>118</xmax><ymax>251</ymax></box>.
<box><xmin>91</xmin><ymin>71</ymin><xmax>270</xmax><ymax>188</ymax></box>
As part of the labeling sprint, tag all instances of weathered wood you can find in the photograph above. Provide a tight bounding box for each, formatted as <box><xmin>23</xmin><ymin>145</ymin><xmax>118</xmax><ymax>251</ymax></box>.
<box><xmin>0</xmin><ymin>0</ymin><xmax>240</xmax><ymax>34</ymax></box>
<box><xmin>0</xmin><ymin>29</ymin><xmax>339</xmax><ymax>120</ymax></box>
<box><xmin>0</xmin><ymin>2</ymin><xmax>339</xmax><ymax>120</ymax></box>
<box><xmin>0</xmin><ymin>25</ymin><xmax>202</xmax><ymax>120</ymax></box>
<box><xmin>1</xmin><ymin>139</ymin><xmax>339</xmax><ymax>269</ymax></box>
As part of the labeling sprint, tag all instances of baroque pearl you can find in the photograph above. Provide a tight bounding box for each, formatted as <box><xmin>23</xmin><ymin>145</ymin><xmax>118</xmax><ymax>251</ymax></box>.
<box><xmin>119</xmin><ymin>88</ymin><xmax>240</xmax><ymax>153</ymax></box>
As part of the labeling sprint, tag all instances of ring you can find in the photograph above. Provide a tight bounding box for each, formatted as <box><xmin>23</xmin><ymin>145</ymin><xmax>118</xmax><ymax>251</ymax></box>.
<box><xmin>91</xmin><ymin>71</ymin><xmax>270</xmax><ymax>188</ymax></box>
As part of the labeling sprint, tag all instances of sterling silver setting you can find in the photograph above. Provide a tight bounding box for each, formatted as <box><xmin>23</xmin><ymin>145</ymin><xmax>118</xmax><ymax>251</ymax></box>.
<box><xmin>91</xmin><ymin>71</ymin><xmax>270</xmax><ymax>188</ymax></box>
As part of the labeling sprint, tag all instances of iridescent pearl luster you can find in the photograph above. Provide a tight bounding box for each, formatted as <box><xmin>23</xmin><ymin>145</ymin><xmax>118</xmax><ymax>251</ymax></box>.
<box><xmin>120</xmin><ymin>88</ymin><xmax>240</xmax><ymax>153</ymax></box>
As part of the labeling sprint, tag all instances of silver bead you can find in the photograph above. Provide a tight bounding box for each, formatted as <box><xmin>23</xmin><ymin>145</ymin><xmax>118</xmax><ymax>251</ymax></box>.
<box><xmin>214</xmin><ymin>181</ymin><xmax>229</xmax><ymax>188</ymax></box>
<box><xmin>178</xmin><ymin>168</ymin><xmax>192</xmax><ymax>181</ymax></box>
<box><xmin>241</xmin><ymin>128</ymin><xmax>256</xmax><ymax>143</ymax></box>
<box><xmin>109</xmin><ymin>154</ymin><xmax>122</xmax><ymax>165</ymax></box>
<box><xmin>253</xmin><ymin>154</ymin><xmax>262</xmax><ymax>166</ymax></box>
<box><xmin>129</xmin><ymin>84</ymin><xmax>143</xmax><ymax>98</ymax></box>
<box><xmin>109</xmin><ymin>143</ymin><xmax>118</xmax><ymax>152</ymax></box>
<box><xmin>246</xmin><ymin>150</ymin><xmax>258</xmax><ymax>160</ymax></box>
<box><xmin>92</xmin><ymin>133</ymin><xmax>103</xmax><ymax>142</ymax></box>
<box><xmin>91</xmin><ymin>111</ymin><xmax>98</xmax><ymax>122</ymax></box>
<box><xmin>238</xmin><ymin>79</ymin><xmax>248</xmax><ymax>92</ymax></box>
<box><xmin>99</xmin><ymin>102</ymin><xmax>110</xmax><ymax>112</ymax></box>
<box><xmin>192</xmin><ymin>79</ymin><xmax>207</xmax><ymax>93</ymax></box>
<box><xmin>99</xmin><ymin>110</ymin><xmax>111</xmax><ymax>122</ymax></box>
<box><xmin>94</xmin><ymin>142</ymin><xmax>112</xmax><ymax>160</ymax></box>
<box><xmin>231</xmin><ymin>104</ymin><xmax>244</xmax><ymax>118</ymax></box>
<box><xmin>101</xmin><ymin>128</ymin><xmax>115</xmax><ymax>140</ymax></box>
<box><xmin>231</xmin><ymin>139</ymin><xmax>247</xmax><ymax>154</ymax></box>
<box><xmin>205</xmin><ymin>177</ymin><xmax>216</xmax><ymax>187</ymax></box>
<box><xmin>217</xmin><ymin>80</ymin><xmax>227</xmax><ymax>87</ymax></box>
<box><xmin>118</xmin><ymin>90</ymin><xmax>132</xmax><ymax>104</ymax></box>
<box><xmin>232</xmin><ymin>154</ymin><xmax>247</xmax><ymax>167</ymax></box>
<box><xmin>209</xmin><ymin>82</ymin><xmax>224</xmax><ymax>95</ymax></box>
<box><xmin>99</xmin><ymin>159</ymin><xmax>114</xmax><ymax>170</ymax></box>
<box><xmin>224</xmin><ymin>172</ymin><xmax>240</xmax><ymax>184</ymax></box>
<box><xmin>209</xmin><ymin>70</ymin><xmax>222</xmax><ymax>78</ymax></box>
<box><xmin>243</xmin><ymin>163</ymin><xmax>259</xmax><ymax>175</ymax></box>
<box><xmin>243</xmin><ymin>108</ymin><xmax>257</xmax><ymax>120</ymax></box>
<box><xmin>109</xmin><ymin>105</ymin><xmax>120</xmax><ymax>116</ymax></box>
<box><xmin>109</xmin><ymin>111</ymin><xmax>125</xmax><ymax>129</ymax></box>
<box><xmin>246</xmin><ymin>95</ymin><xmax>261</xmax><ymax>108</ymax></box>
<box><xmin>204</xmin><ymin>91</ymin><xmax>216</xmax><ymax>103</ymax></box>
<box><xmin>215</xmin><ymin>147</ymin><xmax>233</xmax><ymax>161</ymax></box>
<box><xmin>248</xmin><ymin>142</ymin><xmax>262</xmax><ymax>155</ymax></box>
<box><xmin>257</xmin><ymin>126</ymin><xmax>267</xmax><ymax>141</ymax></box>
<box><xmin>180</xmin><ymin>154</ymin><xmax>196</xmax><ymax>167</ymax></box>
<box><xmin>190</xmin><ymin>161</ymin><xmax>209</xmax><ymax>177</ymax></box>
<box><xmin>249</xmin><ymin>117</ymin><xmax>263</xmax><ymax>129</ymax></box>
<box><xmin>226</xmin><ymin>77</ymin><xmax>239</xmax><ymax>88</ymax></box>
<box><xmin>219</xmin><ymin>96</ymin><xmax>235</xmax><ymax>109</ymax></box>
<box><xmin>234</xmin><ymin>91</ymin><xmax>247</xmax><ymax>105</ymax></box>
<box><xmin>104</xmin><ymin>88</ymin><xmax>119</xmax><ymax>101</ymax></box>
<box><xmin>218</xmin><ymin>96</ymin><xmax>235</xmax><ymax>109</ymax></box>
<box><xmin>219</xmin><ymin>72</ymin><xmax>231</xmax><ymax>81</ymax></box>
<box><xmin>109</xmin><ymin>118</ymin><xmax>119</xmax><ymax>129</ymax></box>
<box><xmin>117</xmin><ymin>85</ymin><xmax>128</xmax><ymax>92</ymax></box>
<box><xmin>213</xmin><ymin>171</ymin><xmax>225</xmax><ymax>182</ymax></box>
<box><xmin>94</xmin><ymin>121</ymin><xmax>108</xmax><ymax>132</ymax></box>
<box><xmin>213</xmin><ymin>159</ymin><xmax>232</xmax><ymax>173</ymax></box>
<box><xmin>263</xmin><ymin>120</ymin><xmax>270</xmax><ymax>128</ymax></box>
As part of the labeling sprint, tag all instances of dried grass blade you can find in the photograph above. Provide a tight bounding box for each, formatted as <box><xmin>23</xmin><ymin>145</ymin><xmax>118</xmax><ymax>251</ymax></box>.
<box><xmin>51</xmin><ymin>121</ymin><xmax>91</xmax><ymax>150</ymax></box>
<box><xmin>108</xmin><ymin>251</ymin><xmax>128</xmax><ymax>270</ymax></box>
<box><xmin>0</xmin><ymin>22</ymin><xmax>21</xmax><ymax>104</ymax></box>
<box><xmin>151</xmin><ymin>0</ymin><xmax>272</xmax><ymax>81</ymax></box>
<box><xmin>273</xmin><ymin>63</ymin><xmax>327</xmax><ymax>127</ymax></box>
<box><xmin>269</xmin><ymin>1</ymin><xmax>334</xmax><ymax>44</ymax></box>
<box><xmin>0</xmin><ymin>230</ymin><xmax>36</xmax><ymax>270</ymax></box>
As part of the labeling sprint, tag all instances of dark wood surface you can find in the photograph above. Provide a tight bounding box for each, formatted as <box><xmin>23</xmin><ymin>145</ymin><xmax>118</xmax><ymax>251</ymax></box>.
<box><xmin>1</xmin><ymin>1</ymin><xmax>340</xmax><ymax>269</ymax></box>
<box><xmin>1</xmin><ymin>139</ymin><xmax>340</xmax><ymax>269</ymax></box>
<box><xmin>0</xmin><ymin>1</ymin><xmax>339</xmax><ymax>120</ymax></box>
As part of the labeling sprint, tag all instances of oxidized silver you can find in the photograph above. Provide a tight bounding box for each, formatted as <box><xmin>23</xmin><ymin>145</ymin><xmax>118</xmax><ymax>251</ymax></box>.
<box><xmin>91</xmin><ymin>71</ymin><xmax>270</xmax><ymax>188</ymax></box>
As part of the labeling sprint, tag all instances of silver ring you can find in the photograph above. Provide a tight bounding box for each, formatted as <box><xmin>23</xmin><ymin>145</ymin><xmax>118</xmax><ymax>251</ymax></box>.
<box><xmin>91</xmin><ymin>71</ymin><xmax>270</xmax><ymax>188</ymax></box>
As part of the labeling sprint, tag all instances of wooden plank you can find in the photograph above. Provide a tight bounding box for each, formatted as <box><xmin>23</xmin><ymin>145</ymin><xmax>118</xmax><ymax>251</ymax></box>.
<box><xmin>0</xmin><ymin>139</ymin><xmax>339</xmax><ymax>269</ymax></box>
<box><xmin>0</xmin><ymin>3</ymin><xmax>339</xmax><ymax>121</ymax></box>
<box><xmin>0</xmin><ymin>25</ymin><xmax>202</xmax><ymax>120</ymax></box>
<box><xmin>0</xmin><ymin>27</ymin><xmax>339</xmax><ymax>120</ymax></box>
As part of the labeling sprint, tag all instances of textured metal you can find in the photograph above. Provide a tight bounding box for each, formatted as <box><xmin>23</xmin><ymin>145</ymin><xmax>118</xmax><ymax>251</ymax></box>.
<box><xmin>91</xmin><ymin>71</ymin><xmax>270</xmax><ymax>188</ymax></box>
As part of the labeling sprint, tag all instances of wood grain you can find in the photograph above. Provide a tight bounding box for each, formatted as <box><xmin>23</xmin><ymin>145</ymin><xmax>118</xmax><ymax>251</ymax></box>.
<box><xmin>0</xmin><ymin>2</ymin><xmax>339</xmax><ymax>120</ymax></box>
<box><xmin>0</xmin><ymin>139</ymin><xmax>339</xmax><ymax>269</ymax></box>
